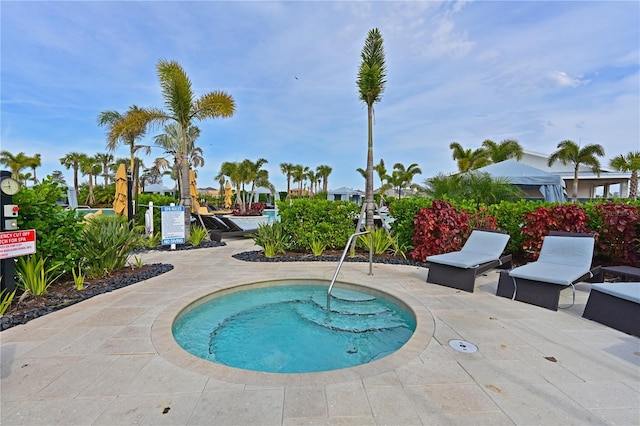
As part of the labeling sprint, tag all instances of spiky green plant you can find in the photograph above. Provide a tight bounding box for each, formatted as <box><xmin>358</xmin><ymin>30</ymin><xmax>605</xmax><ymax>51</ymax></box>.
<box><xmin>252</xmin><ymin>222</ymin><xmax>289</xmax><ymax>258</ymax></box>
<box><xmin>15</xmin><ymin>254</ymin><xmax>64</xmax><ymax>301</ymax></box>
<box><xmin>72</xmin><ymin>266</ymin><xmax>85</xmax><ymax>290</ymax></box>
<box><xmin>79</xmin><ymin>214</ymin><xmax>144</xmax><ymax>277</ymax></box>
<box><xmin>0</xmin><ymin>288</ymin><xmax>16</xmax><ymax>316</ymax></box>
<box><xmin>310</xmin><ymin>238</ymin><xmax>327</xmax><ymax>256</ymax></box>
<box><xmin>358</xmin><ymin>227</ymin><xmax>397</xmax><ymax>254</ymax></box>
<box><xmin>188</xmin><ymin>225</ymin><xmax>209</xmax><ymax>247</ymax></box>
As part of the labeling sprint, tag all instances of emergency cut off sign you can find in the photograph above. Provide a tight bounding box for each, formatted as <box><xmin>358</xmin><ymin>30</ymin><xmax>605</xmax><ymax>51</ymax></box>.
<box><xmin>0</xmin><ymin>229</ymin><xmax>36</xmax><ymax>259</ymax></box>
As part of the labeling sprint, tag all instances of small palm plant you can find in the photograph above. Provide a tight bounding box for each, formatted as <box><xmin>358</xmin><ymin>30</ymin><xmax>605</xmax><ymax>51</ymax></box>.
<box><xmin>0</xmin><ymin>288</ymin><xmax>16</xmax><ymax>316</ymax></box>
<box><xmin>15</xmin><ymin>254</ymin><xmax>64</xmax><ymax>302</ymax></box>
<box><xmin>252</xmin><ymin>222</ymin><xmax>289</xmax><ymax>258</ymax></box>
<box><xmin>358</xmin><ymin>226</ymin><xmax>397</xmax><ymax>254</ymax></box>
<box><xmin>188</xmin><ymin>225</ymin><xmax>209</xmax><ymax>247</ymax></box>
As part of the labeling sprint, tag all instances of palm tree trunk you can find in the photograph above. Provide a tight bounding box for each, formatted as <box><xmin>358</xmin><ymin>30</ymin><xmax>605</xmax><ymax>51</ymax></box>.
<box><xmin>365</xmin><ymin>105</ymin><xmax>375</xmax><ymax>228</ymax></box>
<box><xmin>631</xmin><ymin>171</ymin><xmax>638</xmax><ymax>199</ymax></box>
<box><xmin>572</xmin><ymin>167</ymin><xmax>579</xmax><ymax>203</ymax></box>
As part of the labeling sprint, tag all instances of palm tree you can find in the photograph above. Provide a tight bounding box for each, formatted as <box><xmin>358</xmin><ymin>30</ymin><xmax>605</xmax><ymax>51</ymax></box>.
<box><xmin>0</xmin><ymin>151</ymin><xmax>30</xmax><ymax>181</ymax></box>
<box><xmin>373</xmin><ymin>159</ymin><xmax>392</xmax><ymax>205</ymax></box>
<box><xmin>80</xmin><ymin>155</ymin><xmax>101</xmax><ymax>205</ymax></box>
<box><xmin>424</xmin><ymin>172</ymin><xmax>521</xmax><ymax>206</ymax></box>
<box><xmin>548</xmin><ymin>140</ymin><xmax>605</xmax><ymax>203</ymax></box>
<box><xmin>219</xmin><ymin>161</ymin><xmax>244</xmax><ymax>211</ymax></box>
<box><xmin>481</xmin><ymin>139</ymin><xmax>524</xmax><ymax>163</ymax></box>
<box><xmin>306</xmin><ymin>169</ymin><xmax>317</xmax><ymax>196</ymax></box>
<box><xmin>292</xmin><ymin>164</ymin><xmax>309</xmax><ymax>197</ymax></box>
<box><xmin>154</xmin><ymin>124</ymin><xmax>203</xmax><ymax>196</ymax></box>
<box><xmin>60</xmin><ymin>151</ymin><xmax>88</xmax><ymax>192</ymax></box>
<box><xmin>98</xmin><ymin>105</ymin><xmax>151</xmax><ymax>214</ymax></box>
<box><xmin>244</xmin><ymin>158</ymin><xmax>269</xmax><ymax>208</ymax></box>
<box><xmin>316</xmin><ymin>165</ymin><xmax>332</xmax><ymax>193</ymax></box>
<box><xmin>25</xmin><ymin>153</ymin><xmax>42</xmax><ymax>185</ymax></box>
<box><xmin>449</xmin><ymin>142</ymin><xmax>490</xmax><ymax>172</ymax></box>
<box><xmin>357</xmin><ymin>28</ymin><xmax>387</xmax><ymax>228</ymax></box>
<box><xmin>94</xmin><ymin>152</ymin><xmax>114</xmax><ymax>186</ymax></box>
<box><xmin>106</xmin><ymin>59</ymin><xmax>236</xmax><ymax>235</ymax></box>
<box><xmin>388</xmin><ymin>162</ymin><xmax>422</xmax><ymax>199</ymax></box>
<box><xmin>51</xmin><ymin>170</ymin><xmax>66</xmax><ymax>185</ymax></box>
<box><xmin>280</xmin><ymin>163</ymin><xmax>295</xmax><ymax>198</ymax></box>
<box><xmin>610</xmin><ymin>151</ymin><xmax>640</xmax><ymax>199</ymax></box>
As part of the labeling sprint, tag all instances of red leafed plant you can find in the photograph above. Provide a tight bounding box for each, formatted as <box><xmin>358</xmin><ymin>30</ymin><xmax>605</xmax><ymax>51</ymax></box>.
<box><xmin>232</xmin><ymin>202</ymin><xmax>266</xmax><ymax>216</ymax></box>
<box><xmin>411</xmin><ymin>200</ymin><xmax>471</xmax><ymax>261</ymax></box>
<box><xmin>469</xmin><ymin>206</ymin><xmax>499</xmax><ymax>231</ymax></box>
<box><xmin>521</xmin><ymin>204</ymin><xmax>592</xmax><ymax>260</ymax></box>
<box><xmin>594</xmin><ymin>203</ymin><xmax>640</xmax><ymax>266</ymax></box>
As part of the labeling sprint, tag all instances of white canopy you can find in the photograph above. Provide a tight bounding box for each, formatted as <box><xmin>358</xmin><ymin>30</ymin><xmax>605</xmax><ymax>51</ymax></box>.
<box><xmin>475</xmin><ymin>160</ymin><xmax>567</xmax><ymax>202</ymax></box>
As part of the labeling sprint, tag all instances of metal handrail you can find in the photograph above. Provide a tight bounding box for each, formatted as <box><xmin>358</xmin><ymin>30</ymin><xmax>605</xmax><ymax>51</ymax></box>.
<box><xmin>327</xmin><ymin>230</ymin><xmax>373</xmax><ymax>311</ymax></box>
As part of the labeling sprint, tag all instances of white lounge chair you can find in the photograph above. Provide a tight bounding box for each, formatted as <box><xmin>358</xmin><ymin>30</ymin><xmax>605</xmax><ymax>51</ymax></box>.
<box><xmin>426</xmin><ymin>229</ymin><xmax>512</xmax><ymax>292</ymax></box>
<box><xmin>496</xmin><ymin>232</ymin><xmax>601</xmax><ymax>310</ymax></box>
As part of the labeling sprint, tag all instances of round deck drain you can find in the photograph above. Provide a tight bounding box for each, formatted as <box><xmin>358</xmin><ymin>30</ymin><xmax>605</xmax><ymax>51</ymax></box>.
<box><xmin>448</xmin><ymin>340</ymin><xmax>478</xmax><ymax>353</ymax></box>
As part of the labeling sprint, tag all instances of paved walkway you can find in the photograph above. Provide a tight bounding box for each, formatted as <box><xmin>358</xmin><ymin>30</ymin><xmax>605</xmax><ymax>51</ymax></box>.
<box><xmin>1</xmin><ymin>238</ymin><xmax>638</xmax><ymax>425</ymax></box>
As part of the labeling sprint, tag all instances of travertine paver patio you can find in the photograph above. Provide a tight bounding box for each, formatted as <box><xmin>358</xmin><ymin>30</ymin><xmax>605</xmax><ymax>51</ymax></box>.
<box><xmin>1</xmin><ymin>238</ymin><xmax>639</xmax><ymax>425</ymax></box>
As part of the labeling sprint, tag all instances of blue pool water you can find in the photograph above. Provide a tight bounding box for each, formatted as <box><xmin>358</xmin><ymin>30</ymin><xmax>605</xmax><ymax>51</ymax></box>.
<box><xmin>172</xmin><ymin>283</ymin><xmax>416</xmax><ymax>373</ymax></box>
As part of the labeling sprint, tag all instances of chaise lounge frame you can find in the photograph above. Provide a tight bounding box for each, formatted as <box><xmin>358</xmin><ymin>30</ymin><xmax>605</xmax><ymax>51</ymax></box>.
<box><xmin>496</xmin><ymin>232</ymin><xmax>602</xmax><ymax>311</ymax></box>
<box><xmin>426</xmin><ymin>229</ymin><xmax>512</xmax><ymax>293</ymax></box>
<box><xmin>582</xmin><ymin>283</ymin><xmax>640</xmax><ymax>337</ymax></box>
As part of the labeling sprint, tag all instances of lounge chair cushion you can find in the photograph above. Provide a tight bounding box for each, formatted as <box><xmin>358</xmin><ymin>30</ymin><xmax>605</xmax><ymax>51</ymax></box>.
<box><xmin>508</xmin><ymin>235</ymin><xmax>595</xmax><ymax>286</ymax></box>
<box><xmin>427</xmin><ymin>230</ymin><xmax>510</xmax><ymax>269</ymax></box>
<box><xmin>590</xmin><ymin>283</ymin><xmax>640</xmax><ymax>304</ymax></box>
<box><xmin>508</xmin><ymin>262</ymin><xmax>590</xmax><ymax>286</ymax></box>
<box><xmin>537</xmin><ymin>235</ymin><xmax>594</xmax><ymax>269</ymax></box>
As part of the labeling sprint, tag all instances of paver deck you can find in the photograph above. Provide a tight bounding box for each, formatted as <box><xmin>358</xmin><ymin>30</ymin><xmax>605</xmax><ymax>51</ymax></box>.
<box><xmin>1</xmin><ymin>238</ymin><xmax>639</xmax><ymax>425</ymax></box>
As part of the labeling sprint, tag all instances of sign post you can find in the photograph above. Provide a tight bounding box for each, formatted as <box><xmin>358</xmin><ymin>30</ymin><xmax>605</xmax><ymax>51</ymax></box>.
<box><xmin>161</xmin><ymin>205</ymin><xmax>185</xmax><ymax>249</ymax></box>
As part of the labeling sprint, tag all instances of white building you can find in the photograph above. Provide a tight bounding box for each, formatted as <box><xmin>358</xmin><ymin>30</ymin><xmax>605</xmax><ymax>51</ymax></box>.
<box><xmin>520</xmin><ymin>150</ymin><xmax>631</xmax><ymax>199</ymax></box>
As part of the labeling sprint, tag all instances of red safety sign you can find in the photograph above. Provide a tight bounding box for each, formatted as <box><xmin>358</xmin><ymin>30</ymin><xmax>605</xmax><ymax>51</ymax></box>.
<box><xmin>0</xmin><ymin>229</ymin><xmax>36</xmax><ymax>259</ymax></box>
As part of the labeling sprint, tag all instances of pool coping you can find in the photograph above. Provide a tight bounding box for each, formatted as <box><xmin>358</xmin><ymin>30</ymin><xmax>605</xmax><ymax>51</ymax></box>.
<box><xmin>151</xmin><ymin>277</ymin><xmax>435</xmax><ymax>386</ymax></box>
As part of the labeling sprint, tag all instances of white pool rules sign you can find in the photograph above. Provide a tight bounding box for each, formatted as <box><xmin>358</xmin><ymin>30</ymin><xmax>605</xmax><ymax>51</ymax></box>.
<box><xmin>161</xmin><ymin>205</ymin><xmax>185</xmax><ymax>245</ymax></box>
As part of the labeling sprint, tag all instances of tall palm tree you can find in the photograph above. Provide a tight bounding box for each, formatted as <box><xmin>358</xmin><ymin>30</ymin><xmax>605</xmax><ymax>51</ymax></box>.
<box><xmin>548</xmin><ymin>140</ymin><xmax>605</xmax><ymax>203</ymax></box>
<box><xmin>388</xmin><ymin>162</ymin><xmax>422</xmax><ymax>199</ymax></box>
<box><xmin>0</xmin><ymin>151</ymin><xmax>30</xmax><ymax>181</ymax></box>
<box><xmin>481</xmin><ymin>139</ymin><xmax>524</xmax><ymax>163</ymax></box>
<box><xmin>316</xmin><ymin>164</ymin><xmax>332</xmax><ymax>193</ymax></box>
<box><xmin>449</xmin><ymin>142</ymin><xmax>490</xmax><ymax>172</ymax></box>
<box><xmin>357</xmin><ymin>28</ymin><xmax>386</xmax><ymax>228</ymax></box>
<box><xmin>60</xmin><ymin>151</ymin><xmax>88</xmax><ymax>192</ymax></box>
<box><xmin>94</xmin><ymin>152</ymin><xmax>114</xmax><ymax>186</ymax></box>
<box><xmin>280</xmin><ymin>163</ymin><xmax>295</xmax><ymax>198</ymax></box>
<box><xmin>106</xmin><ymin>59</ymin><xmax>236</xmax><ymax>235</ymax></box>
<box><xmin>610</xmin><ymin>151</ymin><xmax>640</xmax><ymax>199</ymax></box>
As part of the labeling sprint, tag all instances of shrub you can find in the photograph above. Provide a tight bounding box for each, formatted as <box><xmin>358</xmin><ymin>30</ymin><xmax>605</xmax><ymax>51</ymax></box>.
<box><xmin>520</xmin><ymin>204</ymin><xmax>592</xmax><ymax>259</ymax></box>
<box><xmin>14</xmin><ymin>178</ymin><xmax>84</xmax><ymax>274</ymax></box>
<box><xmin>388</xmin><ymin>197</ymin><xmax>433</xmax><ymax>251</ymax></box>
<box><xmin>592</xmin><ymin>203</ymin><xmax>640</xmax><ymax>265</ymax></box>
<box><xmin>136</xmin><ymin>193</ymin><xmax>180</xmax><ymax>231</ymax></box>
<box><xmin>277</xmin><ymin>199</ymin><xmax>359</xmax><ymax>250</ymax></box>
<box><xmin>79</xmin><ymin>214</ymin><xmax>144</xmax><ymax>277</ymax></box>
<box><xmin>233</xmin><ymin>202</ymin><xmax>266</xmax><ymax>216</ymax></box>
<box><xmin>411</xmin><ymin>200</ymin><xmax>470</xmax><ymax>261</ymax></box>
<box><xmin>487</xmin><ymin>199</ymin><xmax>547</xmax><ymax>254</ymax></box>
<box><xmin>0</xmin><ymin>289</ymin><xmax>17</xmax><ymax>316</ymax></box>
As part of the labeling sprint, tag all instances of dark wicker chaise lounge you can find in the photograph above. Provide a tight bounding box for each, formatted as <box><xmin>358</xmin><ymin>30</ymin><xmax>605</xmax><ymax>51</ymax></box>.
<box><xmin>582</xmin><ymin>282</ymin><xmax>640</xmax><ymax>337</ymax></box>
<box><xmin>426</xmin><ymin>229</ymin><xmax>512</xmax><ymax>293</ymax></box>
<box><xmin>496</xmin><ymin>232</ymin><xmax>601</xmax><ymax>311</ymax></box>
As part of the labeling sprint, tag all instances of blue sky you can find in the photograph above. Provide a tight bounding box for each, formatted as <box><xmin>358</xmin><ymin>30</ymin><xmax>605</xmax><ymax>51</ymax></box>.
<box><xmin>2</xmin><ymin>1</ymin><xmax>639</xmax><ymax>192</ymax></box>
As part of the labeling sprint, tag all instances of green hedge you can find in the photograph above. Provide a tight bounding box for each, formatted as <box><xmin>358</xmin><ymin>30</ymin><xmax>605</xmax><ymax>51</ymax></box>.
<box><xmin>277</xmin><ymin>199</ymin><xmax>359</xmax><ymax>250</ymax></box>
